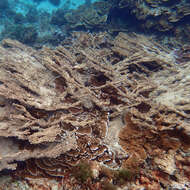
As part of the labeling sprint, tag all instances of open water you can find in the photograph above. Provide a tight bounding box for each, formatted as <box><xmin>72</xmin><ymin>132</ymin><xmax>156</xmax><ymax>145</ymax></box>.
<box><xmin>0</xmin><ymin>0</ymin><xmax>100</xmax><ymax>47</ymax></box>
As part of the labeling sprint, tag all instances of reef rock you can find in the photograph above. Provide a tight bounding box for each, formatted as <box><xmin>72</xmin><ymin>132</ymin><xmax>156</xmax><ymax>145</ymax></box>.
<box><xmin>114</xmin><ymin>0</ymin><xmax>190</xmax><ymax>42</ymax></box>
<box><xmin>64</xmin><ymin>1</ymin><xmax>111</xmax><ymax>30</ymax></box>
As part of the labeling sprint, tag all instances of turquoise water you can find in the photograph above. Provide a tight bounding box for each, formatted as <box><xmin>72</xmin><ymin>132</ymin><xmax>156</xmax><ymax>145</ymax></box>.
<box><xmin>1</xmin><ymin>0</ymin><xmax>190</xmax><ymax>47</ymax></box>
<box><xmin>0</xmin><ymin>0</ymin><xmax>101</xmax><ymax>47</ymax></box>
<box><xmin>12</xmin><ymin>0</ymin><xmax>98</xmax><ymax>14</ymax></box>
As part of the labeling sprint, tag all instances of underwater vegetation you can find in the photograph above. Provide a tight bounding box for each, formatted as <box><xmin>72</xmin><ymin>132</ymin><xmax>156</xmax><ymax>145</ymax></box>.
<box><xmin>114</xmin><ymin>169</ymin><xmax>135</xmax><ymax>185</ymax></box>
<box><xmin>72</xmin><ymin>161</ymin><xmax>93</xmax><ymax>183</ymax></box>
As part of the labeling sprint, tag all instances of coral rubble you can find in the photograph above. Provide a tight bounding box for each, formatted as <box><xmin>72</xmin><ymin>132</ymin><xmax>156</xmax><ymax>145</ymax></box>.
<box><xmin>0</xmin><ymin>32</ymin><xmax>190</xmax><ymax>189</ymax></box>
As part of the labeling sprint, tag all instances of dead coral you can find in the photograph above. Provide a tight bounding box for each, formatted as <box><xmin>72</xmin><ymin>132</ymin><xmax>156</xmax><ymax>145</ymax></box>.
<box><xmin>151</xmin><ymin>45</ymin><xmax>190</xmax><ymax>117</ymax></box>
<box><xmin>0</xmin><ymin>33</ymin><xmax>141</xmax><ymax>172</ymax></box>
<box><xmin>0</xmin><ymin>32</ymin><xmax>190</xmax><ymax>189</ymax></box>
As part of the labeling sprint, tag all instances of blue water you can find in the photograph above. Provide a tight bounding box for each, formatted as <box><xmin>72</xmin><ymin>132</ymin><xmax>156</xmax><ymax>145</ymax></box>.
<box><xmin>12</xmin><ymin>0</ymin><xmax>98</xmax><ymax>14</ymax></box>
<box><xmin>0</xmin><ymin>0</ymin><xmax>101</xmax><ymax>47</ymax></box>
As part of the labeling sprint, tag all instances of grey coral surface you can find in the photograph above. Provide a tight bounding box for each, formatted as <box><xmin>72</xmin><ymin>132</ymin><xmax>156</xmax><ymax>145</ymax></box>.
<box><xmin>0</xmin><ymin>32</ymin><xmax>189</xmax><ymax>189</ymax></box>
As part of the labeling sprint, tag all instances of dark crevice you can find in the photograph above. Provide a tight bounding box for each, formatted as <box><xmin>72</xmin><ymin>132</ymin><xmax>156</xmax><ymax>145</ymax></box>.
<box><xmin>140</xmin><ymin>61</ymin><xmax>163</xmax><ymax>72</ymax></box>
<box><xmin>127</xmin><ymin>64</ymin><xmax>145</xmax><ymax>74</ymax></box>
<box><xmin>136</xmin><ymin>102</ymin><xmax>151</xmax><ymax>113</ymax></box>
<box><xmin>25</xmin><ymin>106</ymin><xmax>50</xmax><ymax>119</ymax></box>
<box><xmin>183</xmin><ymin>110</ymin><xmax>190</xmax><ymax>114</ymax></box>
<box><xmin>5</xmin><ymin>67</ymin><xmax>19</xmax><ymax>74</ymax></box>
<box><xmin>91</xmin><ymin>73</ymin><xmax>111</xmax><ymax>86</ymax></box>
<box><xmin>19</xmin><ymin>85</ymin><xmax>40</xmax><ymax>97</ymax></box>
<box><xmin>110</xmin><ymin>96</ymin><xmax>125</xmax><ymax>105</ymax></box>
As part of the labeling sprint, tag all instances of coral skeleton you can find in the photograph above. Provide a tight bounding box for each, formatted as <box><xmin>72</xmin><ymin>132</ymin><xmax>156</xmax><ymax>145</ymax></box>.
<box><xmin>0</xmin><ymin>32</ymin><xmax>189</xmax><ymax>189</ymax></box>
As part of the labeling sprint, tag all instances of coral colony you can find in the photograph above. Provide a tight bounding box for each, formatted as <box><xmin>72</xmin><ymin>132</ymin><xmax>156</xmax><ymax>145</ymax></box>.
<box><xmin>0</xmin><ymin>0</ymin><xmax>190</xmax><ymax>190</ymax></box>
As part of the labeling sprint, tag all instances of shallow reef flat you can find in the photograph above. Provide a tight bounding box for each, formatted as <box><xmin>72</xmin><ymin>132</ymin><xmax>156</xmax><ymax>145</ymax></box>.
<box><xmin>0</xmin><ymin>31</ymin><xmax>189</xmax><ymax>189</ymax></box>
